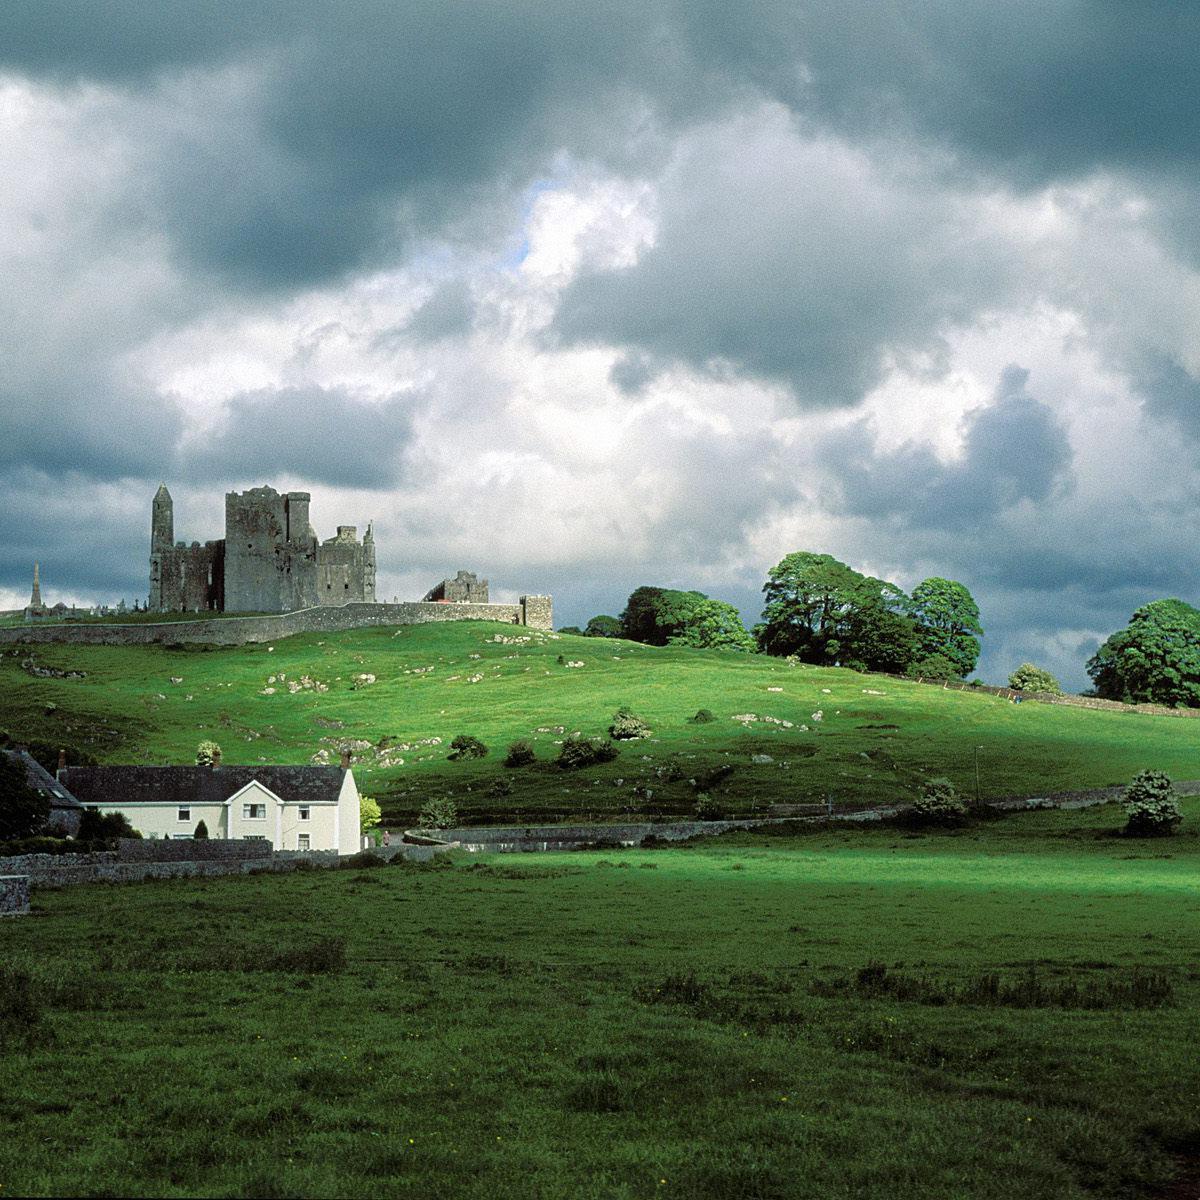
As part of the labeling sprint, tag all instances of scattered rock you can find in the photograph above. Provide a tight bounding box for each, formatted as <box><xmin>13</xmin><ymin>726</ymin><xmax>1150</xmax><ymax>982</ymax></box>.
<box><xmin>751</xmin><ymin>754</ymin><xmax>774</xmax><ymax>764</ymax></box>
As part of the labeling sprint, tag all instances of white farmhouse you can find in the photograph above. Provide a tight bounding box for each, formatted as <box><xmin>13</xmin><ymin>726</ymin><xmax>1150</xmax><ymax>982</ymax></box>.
<box><xmin>59</xmin><ymin>759</ymin><xmax>361</xmax><ymax>852</ymax></box>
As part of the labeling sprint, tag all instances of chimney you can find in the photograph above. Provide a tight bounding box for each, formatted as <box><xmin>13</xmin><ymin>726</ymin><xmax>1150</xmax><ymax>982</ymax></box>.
<box><xmin>212</xmin><ymin>747</ymin><xmax>222</xmax><ymax>767</ymax></box>
<box><xmin>340</xmin><ymin>748</ymin><xmax>352</xmax><ymax>769</ymax></box>
<box><xmin>57</xmin><ymin>748</ymin><xmax>67</xmax><ymax>771</ymax></box>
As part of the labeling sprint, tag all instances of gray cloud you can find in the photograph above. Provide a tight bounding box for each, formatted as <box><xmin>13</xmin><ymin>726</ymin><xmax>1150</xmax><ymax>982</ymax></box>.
<box><xmin>826</xmin><ymin>367</ymin><xmax>1073</xmax><ymax>529</ymax></box>
<box><xmin>178</xmin><ymin>387</ymin><xmax>414</xmax><ymax>490</ymax></box>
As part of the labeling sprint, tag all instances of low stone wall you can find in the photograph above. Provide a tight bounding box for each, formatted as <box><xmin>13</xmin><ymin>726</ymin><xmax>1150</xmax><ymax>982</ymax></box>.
<box><xmin>0</xmin><ymin>597</ymin><xmax>553</xmax><ymax>648</ymax></box>
<box><xmin>429</xmin><ymin>818</ymin><xmax>782</xmax><ymax>851</ymax></box>
<box><xmin>115</xmin><ymin>837</ymin><xmax>271</xmax><ymax>862</ymax></box>
<box><xmin>1</xmin><ymin>876</ymin><xmax>30</xmax><ymax>916</ymax></box>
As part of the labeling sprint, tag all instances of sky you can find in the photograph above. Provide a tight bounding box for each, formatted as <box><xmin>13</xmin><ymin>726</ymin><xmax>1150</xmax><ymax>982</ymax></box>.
<box><xmin>2</xmin><ymin>1</ymin><xmax>1199</xmax><ymax>690</ymax></box>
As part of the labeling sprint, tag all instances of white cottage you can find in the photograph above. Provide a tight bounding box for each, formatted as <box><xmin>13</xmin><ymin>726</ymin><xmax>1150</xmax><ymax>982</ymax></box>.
<box><xmin>59</xmin><ymin>759</ymin><xmax>361</xmax><ymax>852</ymax></box>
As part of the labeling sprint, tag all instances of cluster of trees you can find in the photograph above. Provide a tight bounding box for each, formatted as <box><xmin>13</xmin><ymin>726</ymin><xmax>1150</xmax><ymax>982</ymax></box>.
<box><xmin>757</xmin><ymin>553</ymin><xmax>983</xmax><ymax>676</ymax></box>
<box><xmin>565</xmin><ymin>552</ymin><xmax>984</xmax><ymax>677</ymax></box>
<box><xmin>1087</xmin><ymin>598</ymin><xmax>1200</xmax><ymax>708</ymax></box>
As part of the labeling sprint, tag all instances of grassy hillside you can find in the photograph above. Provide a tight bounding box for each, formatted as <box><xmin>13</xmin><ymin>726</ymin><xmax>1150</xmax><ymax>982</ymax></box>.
<box><xmin>2</xmin><ymin>620</ymin><xmax>1199</xmax><ymax>825</ymax></box>
<box><xmin>2</xmin><ymin>807</ymin><xmax>1198</xmax><ymax>1197</ymax></box>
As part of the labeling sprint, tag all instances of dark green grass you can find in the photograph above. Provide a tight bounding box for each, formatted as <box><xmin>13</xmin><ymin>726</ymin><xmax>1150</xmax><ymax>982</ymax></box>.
<box><xmin>1</xmin><ymin>803</ymin><xmax>1198</xmax><ymax>1198</ymax></box>
<box><xmin>3</xmin><ymin>621</ymin><xmax>1200</xmax><ymax>825</ymax></box>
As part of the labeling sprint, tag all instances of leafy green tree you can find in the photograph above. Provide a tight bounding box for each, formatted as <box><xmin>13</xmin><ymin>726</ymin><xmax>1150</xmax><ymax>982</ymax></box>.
<box><xmin>842</xmin><ymin>604</ymin><xmax>920</xmax><ymax>673</ymax></box>
<box><xmin>758</xmin><ymin>552</ymin><xmax>906</xmax><ymax>664</ymax></box>
<box><xmin>1008</xmin><ymin>663</ymin><xmax>1063</xmax><ymax>694</ymax></box>
<box><xmin>907</xmin><ymin>578</ymin><xmax>983</xmax><ymax>678</ymax></box>
<box><xmin>905</xmin><ymin>653</ymin><xmax>962</xmax><ymax>682</ymax></box>
<box><xmin>668</xmin><ymin>599</ymin><xmax>756</xmax><ymax>652</ymax></box>
<box><xmin>0</xmin><ymin>754</ymin><xmax>50</xmax><ymax>840</ymax></box>
<box><xmin>584</xmin><ymin>615</ymin><xmax>622</xmax><ymax>638</ymax></box>
<box><xmin>359</xmin><ymin>795</ymin><xmax>382</xmax><ymax>834</ymax></box>
<box><xmin>1087</xmin><ymin>599</ymin><xmax>1200</xmax><ymax>707</ymax></box>
<box><xmin>1122</xmin><ymin>770</ymin><xmax>1183</xmax><ymax>836</ymax></box>
<box><xmin>619</xmin><ymin>587</ymin><xmax>708</xmax><ymax>645</ymax></box>
<box><xmin>418</xmin><ymin>797</ymin><xmax>458</xmax><ymax>830</ymax></box>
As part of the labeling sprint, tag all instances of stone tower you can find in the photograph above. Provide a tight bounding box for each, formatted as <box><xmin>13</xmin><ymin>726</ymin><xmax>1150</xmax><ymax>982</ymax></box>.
<box><xmin>151</xmin><ymin>483</ymin><xmax>173</xmax><ymax>550</ymax></box>
<box><xmin>29</xmin><ymin>562</ymin><xmax>42</xmax><ymax>608</ymax></box>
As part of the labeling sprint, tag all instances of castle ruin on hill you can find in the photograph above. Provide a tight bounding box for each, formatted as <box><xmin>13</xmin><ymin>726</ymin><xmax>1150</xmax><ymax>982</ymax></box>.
<box><xmin>150</xmin><ymin>484</ymin><xmax>377</xmax><ymax>613</ymax></box>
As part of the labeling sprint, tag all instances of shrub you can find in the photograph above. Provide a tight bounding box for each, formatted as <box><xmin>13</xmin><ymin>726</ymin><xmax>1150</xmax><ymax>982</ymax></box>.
<box><xmin>694</xmin><ymin>793</ymin><xmax>724</xmax><ymax>821</ymax></box>
<box><xmin>78</xmin><ymin>809</ymin><xmax>142</xmax><ymax>840</ymax></box>
<box><xmin>910</xmin><ymin>778</ymin><xmax>968</xmax><ymax>827</ymax></box>
<box><xmin>195</xmin><ymin>740</ymin><xmax>222</xmax><ymax>766</ymax></box>
<box><xmin>609</xmin><ymin>707</ymin><xmax>651</xmax><ymax>740</ymax></box>
<box><xmin>1008</xmin><ymin>663</ymin><xmax>1064</xmax><ymax>694</ymax></box>
<box><xmin>557</xmin><ymin>735</ymin><xmax>619</xmax><ymax>771</ymax></box>
<box><xmin>905</xmin><ymin>655</ymin><xmax>962</xmax><ymax>682</ymax></box>
<box><xmin>448</xmin><ymin>734</ymin><xmax>488</xmax><ymax>761</ymax></box>
<box><xmin>341</xmin><ymin>851</ymin><xmax>386</xmax><ymax>870</ymax></box>
<box><xmin>359</xmin><ymin>795</ymin><xmax>382</xmax><ymax>833</ymax></box>
<box><xmin>504</xmin><ymin>740</ymin><xmax>536</xmax><ymax>768</ymax></box>
<box><xmin>418</xmin><ymin>797</ymin><xmax>459</xmax><ymax>830</ymax></box>
<box><xmin>688</xmin><ymin>708</ymin><xmax>716</xmax><ymax>724</ymax></box>
<box><xmin>193</xmin><ymin>820</ymin><xmax>209</xmax><ymax>839</ymax></box>
<box><xmin>1123</xmin><ymin>770</ymin><xmax>1183</xmax><ymax>837</ymax></box>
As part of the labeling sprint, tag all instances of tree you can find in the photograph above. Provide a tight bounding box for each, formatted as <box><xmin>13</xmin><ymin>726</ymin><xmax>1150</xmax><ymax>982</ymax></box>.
<box><xmin>1122</xmin><ymin>770</ymin><xmax>1183</xmax><ymax>836</ymax></box>
<box><xmin>619</xmin><ymin>587</ymin><xmax>708</xmax><ymax>645</ymax></box>
<box><xmin>1087</xmin><ymin>599</ymin><xmax>1200</xmax><ymax>707</ymax></box>
<box><xmin>195</xmin><ymin>740</ymin><xmax>221</xmax><ymax>766</ymax></box>
<box><xmin>905</xmin><ymin>653</ymin><xmax>962</xmax><ymax>682</ymax></box>
<box><xmin>668</xmin><ymin>599</ymin><xmax>757</xmax><ymax>652</ymax></box>
<box><xmin>1008</xmin><ymin>663</ymin><xmax>1063</xmax><ymax>694</ymax></box>
<box><xmin>907</xmin><ymin>578</ymin><xmax>983</xmax><ymax>679</ymax></box>
<box><xmin>758</xmin><ymin>552</ymin><xmax>907</xmax><ymax>665</ymax></box>
<box><xmin>193</xmin><ymin>819</ymin><xmax>209</xmax><ymax>839</ymax></box>
<box><xmin>583</xmin><ymin>615</ymin><xmax>622</xmax><ymax>639</ymax></box>
<box><xmin>359</xmin><ymin>795</ymin><xmax>381</xmax><ymax>834</ymax></box>
<box><xmin>77</xmin><ymin>809</ymin><xmax>141</xmax><ymax>840</ymax></box>
<box><xmin>842</xmin><ymin>604</ymin><xmax>920</xmax><ymax>673</ymax></box>
<box><xmin>557</xmin><ymin>626</ymin><xmax>584</xmax><ymax>636</ymax></box>
<box><xmin>0</xmin><ymin>755</ymin><xmax>50</xmax><ymax>840</ymax></box>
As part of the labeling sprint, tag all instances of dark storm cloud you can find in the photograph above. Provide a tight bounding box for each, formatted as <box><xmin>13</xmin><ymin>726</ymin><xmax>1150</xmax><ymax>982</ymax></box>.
<box><xmin>178</xmin><ymin>387</ymin><xmax>414</xmax><ymax>490</ymax></box>
<box><xmin>827</xmin><ymin>367</ymin><xmax>1073</xmax><ymax>530</ymax></box>
<box><xmin>1130</xmin><ymin>351</ymin><xmax>1200</xmax><ymax>439</ymax></box>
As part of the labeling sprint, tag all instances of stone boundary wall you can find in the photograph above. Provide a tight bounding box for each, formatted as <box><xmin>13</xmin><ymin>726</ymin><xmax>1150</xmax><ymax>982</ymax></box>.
<box><xmin>0</xmin><ymin>597</ymin><xmax>552</xmax><ymax>648</ymax></box>
<box><xmin>1</xmin><ymin>875</ymin><xmax>30</xmax><ymax>916</ymax></box>
<box><xmin>869</xmin><ymin>672</ymin><xmax>1200</xmax><ymax>720</ymax></box>
<box><xmin>115</xmin><ymin>837</ymin><xmax>271</xmax><ymax>862</ymax></box>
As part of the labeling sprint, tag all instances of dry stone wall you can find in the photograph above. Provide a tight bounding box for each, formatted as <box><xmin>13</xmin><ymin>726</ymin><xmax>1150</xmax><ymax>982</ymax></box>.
<box><xmin>0</xmin><ymin>598</ymin><xmax>552</xmax><ymax>648</ymax></box>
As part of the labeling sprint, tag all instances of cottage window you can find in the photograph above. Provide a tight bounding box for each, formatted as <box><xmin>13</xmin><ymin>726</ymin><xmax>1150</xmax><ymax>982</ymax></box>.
<box><xmin>178</xmin><ymin>807</ymin><xmax>190</xmax><ymax>822</ymax></box>
<box><xmin>242</xmin><ymin>803</ymin><xmax>266</xmax><ymax>819</ymax></box>
<box><xmin>298</xmin><ymin>834</ymin><xmax>311</xmax><ymax>851</ymax></box>
<box><xmin>299</xmin><ymin>805</ymin><xmax>310</xmax><ymax>821</ymax></box>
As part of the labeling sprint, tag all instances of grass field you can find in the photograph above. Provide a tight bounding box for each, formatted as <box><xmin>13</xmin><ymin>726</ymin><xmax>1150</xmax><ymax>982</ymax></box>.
<box><xmin>3</xmin><ymin>621</ymin><xmax>1200</xmax><ymax>826</ymax></box>
<box><xmin>1</xmin><ymin>802</ymin><xmax>1198</xmax><ymax>1198</ymax></box>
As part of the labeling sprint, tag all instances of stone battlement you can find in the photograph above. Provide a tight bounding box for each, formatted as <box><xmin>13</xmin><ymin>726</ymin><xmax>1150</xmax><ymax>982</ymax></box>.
<box><xmin>0</xmin><ymin>598</ymin><xmax>553</xmax><ymax>647</ymax></box>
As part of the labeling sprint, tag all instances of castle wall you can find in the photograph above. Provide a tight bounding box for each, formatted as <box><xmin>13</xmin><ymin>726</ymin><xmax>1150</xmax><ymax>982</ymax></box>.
<box><xmin>223</xmin><ymin>489</ymin><xmax>319</xmax><ymax>612</ymax></box>
<box><xmin>0</xmin><ymin>600</ymin><xmax>546</xmax><ymax>647</ymax></box>
<box><xmin>150</xmin><ymin>542</ymin><xmax>224</xmax><ymax>612</ymax></box>
<box><xmin>316</xmin><ymin>529</ymin><xmax>375</xmax><ymax>604</ymax></box>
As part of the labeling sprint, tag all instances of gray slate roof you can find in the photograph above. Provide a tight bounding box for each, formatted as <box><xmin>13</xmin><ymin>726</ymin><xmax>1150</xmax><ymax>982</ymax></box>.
<box><xmin>59</xmin><ymin>765</ymin><xmax>347</xmax><ymax>807</ymax></box>
<box><xmin>2</xmin><ymin>749</ymin><xmax>84</xmax><ymax>809</ymax></box>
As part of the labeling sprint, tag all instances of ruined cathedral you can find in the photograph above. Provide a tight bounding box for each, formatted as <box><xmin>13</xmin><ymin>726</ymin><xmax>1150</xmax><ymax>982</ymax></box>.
<box><xmin>150</xmin><ymin>485</ymin><xmax>376</xmax><ymax>613</ymax></box>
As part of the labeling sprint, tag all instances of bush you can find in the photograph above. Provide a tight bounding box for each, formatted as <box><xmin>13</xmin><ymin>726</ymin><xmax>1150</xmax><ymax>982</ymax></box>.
<box><xmin>359</xmin><ymin>795</ymin><xmax>382</xmax><ymax>833</ymax></box>
<box><xmin>447</xmin><ymin>735</ymin><xmax>488</xmax><ymax>762</ymax></box>
<box><xmin>1123</xmin><ymin>770</ymin><xmax>1183</xmax><ymax>837</ymax></box>
<box><xmin>688</xmin><ymin>709</ymin><xmax>716</xmax><ymax>724</ymax></box>
<box><xmin>910</xmin><ymin>778</ymin><xmax>968</xmax><ymax>826</ymax></box>
<box><xmin>1008</xmin><ymin>663</ymin><xmax>1064</xmax><ymax>694</ymax></box>
<box><xmin>694</xmin><ymin>793</ymin><xmax>724</xmax><ymax>821</ymax></box>
<box><xmin>78</xmin><ymin>810</ymin><xmax>142</xmax><ymax>840</ymax></box>
<box><xmin>905</xmin><ymin>655</ymin><xmax>962</xmax><ymax>682</ymax></box>
<box><xmin>609</xmin><ymin>707</ymin><xmax>651</xmax><ymax>740</ymax></box>
<box><xmin>418</xmin><ymin>797</ymin><xmax>459</xmax><ymax>830</ymax></box>
<box><xmin>195</xmin><ymin>740</ymin><xmax>221</xmax><ymax>766</ymax></box>
<box><xmin>341</xmin><ymin>851</ymin><xmax>386</xmax><ymax>870</ymax></box>
<box><xmin>193</xmin><ymin>820</ymin><xmax>209</xmax><ymax>839</ymax></box>
<box><xmin>504</xmin><ymin>740</ymin><xmax>536</xmax><ymax>768</ymax></box>
<box><xmin>557</xmin><ymin>735</ymin><xmax>619</xmax><ymax>771</ymax></box>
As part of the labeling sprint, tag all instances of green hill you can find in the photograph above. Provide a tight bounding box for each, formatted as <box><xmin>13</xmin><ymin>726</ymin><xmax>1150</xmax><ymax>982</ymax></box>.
<box><xmin>2</xmin><ymin>620</ymin><xmax>1198</xmax><ymax>824</ymax></box>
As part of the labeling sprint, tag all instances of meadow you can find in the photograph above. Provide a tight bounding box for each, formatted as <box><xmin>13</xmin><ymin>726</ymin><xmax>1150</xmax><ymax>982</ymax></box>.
<box><xmin>1</xmin><ymin>802</ymin><xmax>1198</xmax><ymax>1198</ymax></box>
<box><xmin>3</xmin><ymin>621</ymin><xmax>1200</xmax><ymax>826</ymax></box>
